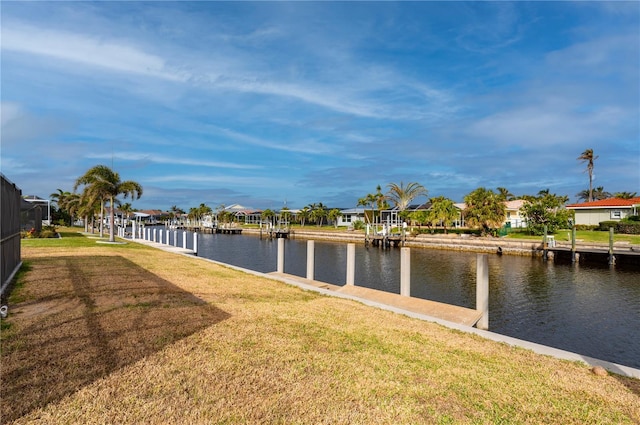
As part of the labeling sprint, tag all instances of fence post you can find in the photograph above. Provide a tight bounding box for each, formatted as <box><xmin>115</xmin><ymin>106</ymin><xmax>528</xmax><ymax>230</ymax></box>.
<box><xmin>476</xmin><ymin>254</ymin><xmax>489</xmax><ymax>330</ymax></box>
<box><xmin>346</xmin><ymin>243</ymin><xmax>355</xmax><ymax>286</ymax></box>
<box><xmin>306</xmin><ymin>240</ymin><xmax>315</xmax><ymax>280</ymax></box>
<box><xmin>277</xmin><ymin>238</ymin><xmax>285</xmax><ymax>273</ymax></box>
<box><xmin>400</xmin><ymin>247</ymin><xmax>410</xmax><ymax>296</ymax></box>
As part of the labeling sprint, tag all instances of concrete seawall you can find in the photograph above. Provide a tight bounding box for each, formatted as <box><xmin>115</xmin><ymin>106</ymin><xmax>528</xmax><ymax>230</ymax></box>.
<box><xmin>241</xmin><ymin>228</ymin><xmax>639</xmax><ymax>259</ymax></box>
<box><xmin>242</xmin><ymin>228</ymin><xmax>542</xmax><ymax>256</ymax></box>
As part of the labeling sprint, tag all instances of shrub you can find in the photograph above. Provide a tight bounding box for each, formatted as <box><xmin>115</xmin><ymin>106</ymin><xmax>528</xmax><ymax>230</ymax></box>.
<box><xmin>598</xmin><ymin>221</ymin><xmax>618</xmax><ymax>231</ymax></box>
<box><xmin>616</xmin><ymin>223</ymin><xmax>640</xmax><ymax>235</ymax></box>
<box><xmin>574</xmin><ymin>224</ymin><xmax>598</xmax><ymax>231</ymax></box>
<box><xmin>39</xmin><ymin>230</ymin><xmax>57</xmax><ymax>238</ymax></box>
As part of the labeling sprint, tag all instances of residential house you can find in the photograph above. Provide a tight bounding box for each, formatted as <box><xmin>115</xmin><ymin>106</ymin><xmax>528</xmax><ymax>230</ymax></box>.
<box><xmin>566</xmin><ymin>197</ymin><xmax>640</xmax><ymax>226</ymax></box>
<box><xmin>504</xmin><ymin>199</ymin><xmax>527</xmax><ymax>228</ymax></box>
<box><xmin>336</xmin><ymin>207</ymin><xmax>366</xmax><ymax>227</ymax></box>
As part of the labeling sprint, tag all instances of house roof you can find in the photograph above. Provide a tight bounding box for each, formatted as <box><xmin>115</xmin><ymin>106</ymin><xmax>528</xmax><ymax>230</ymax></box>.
<box><xmin>566</xmin><ymin>197</ymin><xmax>640</xmax><ymax>209</ymax></box>
<box><xmin>504</xmin><ymin>199</ymin><xmax>526</xmax><ymax>210</ymax></box>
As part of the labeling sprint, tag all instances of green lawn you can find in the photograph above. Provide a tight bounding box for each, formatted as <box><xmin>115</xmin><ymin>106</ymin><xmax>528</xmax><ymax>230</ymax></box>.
<box><xmin>506</xmin><ymin>229</ymin><xmax>640</xmax><ymax>244</ymax></box>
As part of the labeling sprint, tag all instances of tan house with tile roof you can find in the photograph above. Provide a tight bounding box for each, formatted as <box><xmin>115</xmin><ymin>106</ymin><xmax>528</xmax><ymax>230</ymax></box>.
<box><xmin>504</xmin><ymin>199</ymin><xmax>527</xmax><ymax>228</ymax></box>
<box><xmin>566</xmin><ymin>197</ymin><xmax>640</xmax><ymax>226</ymax></box>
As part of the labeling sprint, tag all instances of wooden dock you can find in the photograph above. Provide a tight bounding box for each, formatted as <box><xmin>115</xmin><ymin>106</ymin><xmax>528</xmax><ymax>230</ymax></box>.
<box><xmin>216</xmin><ymin>227</ymin><xmax>243</xmax><ymax>234</ymax></box>
<box><xmin>268</xmin><ymin>272</ymin><xmax>483</xmax><ymax>327</ymax></box>
<box><xmin>367</xmin><ymin>234</ymin><xmax>404</xmax><ymax>248</ymax></box>
<box><xmin>546</xmin><ymin>245</ymin><xmax>640</xmax><ymax>267</ymax></box>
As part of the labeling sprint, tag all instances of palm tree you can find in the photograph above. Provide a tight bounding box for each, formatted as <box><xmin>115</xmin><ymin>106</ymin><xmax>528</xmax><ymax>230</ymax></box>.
<box><xmin>358</xmin><ymin>185</ymin><xmax>391</xmax><ymax>225</ymax></box>
<box><xmin>308</xmin><ymin>203</ymin><xmax>327</xmax><ymax>227</ymax></box>
<box><xmin>577</xmin><ymin>149</ymin><xmax>598</xmax><ymax>202</ymax></box>
<box><xmin>614</xmin><ymin>192</ymin><xmax>637</xmax><ymax>199</ymax></box>
<box><xmin>386</xmin><ymin>182</ymin><xmax>428</xmax><ymax>212</ymax></box>
<box><xmin>328</xmin><ymin>208</ymin><xmax>342</xmax><ymax>229</ymax></box>
<box><xmin>120</xmin><ymin>202</ymin><xmax>133</xmax><ymax>224</ymax></box>
<box><xmin>298</xmin><ymin>206</ymin><xmax>310</xmax><ymax>227</ymax></box>
<box><xmin>592</xmin><ymin>186</ymin><xmax>611</xmax><ymax>201</ymax></box>
<box><xmin>576</xmin><ymin>186</ymin><xmax>610</xmax><ymax>202</ymax></box>
<box><xmin>496</xmin><ymin>187</ymin><xmax>515</xmax><ymax>201</ymax></box>
<box><xmin>463</xmin><ymin>187</ymin><xmax>506</xmax><ymax>236</ymax></box>
<box><xmin>74</xmin><ymin>165</ymin><xmax>143</xmax><ymax>242</ymax></box>
<box><xmin>427</xmin><ymin>196</ymin><xmax>459</xmax><ymax>233</ymax></box>
<box><xmin>261</xmin><ymin>209</ymin><xmax>275</xmax><ymax>226</ymax></box>
<box><xmin>50</xmin><ymin>189</ymin><xmax>72</xmax><ymax>225</ymax></box>
<box><xmin>61</xmin><ymin>192</ymin><xmax>81</xmax><ymax>227</ymax></box>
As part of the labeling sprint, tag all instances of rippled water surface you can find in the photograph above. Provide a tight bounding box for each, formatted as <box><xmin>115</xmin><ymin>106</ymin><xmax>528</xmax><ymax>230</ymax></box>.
<box><xmin>189</xmin><ymin>231</ymin><xmax>640</xmax><ymax>368</ymax></box>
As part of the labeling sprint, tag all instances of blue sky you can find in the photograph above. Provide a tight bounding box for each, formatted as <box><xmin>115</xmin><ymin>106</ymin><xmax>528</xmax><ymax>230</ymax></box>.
<box><xmin>2</xmin><ymin>1</ymin><xmax>638</xmax><ymax>211</ymax></box>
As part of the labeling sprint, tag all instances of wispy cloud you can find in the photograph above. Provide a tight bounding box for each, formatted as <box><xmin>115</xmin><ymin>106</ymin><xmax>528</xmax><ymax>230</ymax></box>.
<box><xmin>2</xmin><ymin>22</ymin><xmax>186</xmax><ymax>82</ymax></box>
<box><xmin>86</xmin><ymin>152</ymin><xmax>262</xmax><ymax>170</ymax></box>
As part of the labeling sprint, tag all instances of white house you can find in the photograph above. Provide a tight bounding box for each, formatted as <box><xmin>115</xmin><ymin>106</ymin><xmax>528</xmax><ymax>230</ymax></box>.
<box><xmin>336</xmin><ymin>208</ymin><xmax>366</xmax><ymax>227</ymax></box>
<box><xmin>566</xmin><ymin>197</ymin><xmax>640</xmax><ymax>226</ymax></box>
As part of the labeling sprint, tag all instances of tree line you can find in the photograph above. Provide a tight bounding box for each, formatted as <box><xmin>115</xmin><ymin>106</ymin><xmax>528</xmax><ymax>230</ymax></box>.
<box><xmin>50</xmin><ymin>150</ymin><xmax>636</xmax><ymax>238</ymax></box>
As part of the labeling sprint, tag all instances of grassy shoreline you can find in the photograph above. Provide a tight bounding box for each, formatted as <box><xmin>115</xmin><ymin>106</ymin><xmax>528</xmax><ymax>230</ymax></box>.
<box><xmin>1</xmin><ymin>231</ymin><xmax>639</xmax><ymax>423</ymax></box>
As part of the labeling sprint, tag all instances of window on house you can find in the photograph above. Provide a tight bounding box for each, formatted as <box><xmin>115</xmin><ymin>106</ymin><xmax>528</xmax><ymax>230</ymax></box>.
<box><xmin>611</xmin><ymin>210</ymin><xmax>622</xmax><ymax>219</ymax></box>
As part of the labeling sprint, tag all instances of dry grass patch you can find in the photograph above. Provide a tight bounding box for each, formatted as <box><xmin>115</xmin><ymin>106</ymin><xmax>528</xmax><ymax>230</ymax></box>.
<box><xmin>1</xmin><ymin>239</ymin><xmax>639</xmax><ymax>424</ymax></box>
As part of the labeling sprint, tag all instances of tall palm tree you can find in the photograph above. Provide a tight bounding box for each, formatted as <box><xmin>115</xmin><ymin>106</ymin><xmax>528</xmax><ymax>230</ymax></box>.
<box><xmin>577</xmin><ymin>149</ymin><xmax>598</xmax><ymax>202</ymax></box>
<box><xmin>74</xmin><ymin>165</ymin><xmax>143</xmax><ymax>242</ymax></box>
<box><xmin>358</xmin><ymin>185</ymin><xmax>390</xmax><ymax>225</ymax></box>
<box><xmin>59</xmin><ymin>192</ymin><xmax>81</xmax><ymax>227</ymax></box>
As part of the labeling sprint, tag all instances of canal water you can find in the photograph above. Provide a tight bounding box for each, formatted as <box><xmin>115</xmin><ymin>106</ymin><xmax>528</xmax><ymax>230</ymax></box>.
<box><xmin>182</xmin><ymin>231</ymin><xmax>639</xmax><ymax>369</ymax></box>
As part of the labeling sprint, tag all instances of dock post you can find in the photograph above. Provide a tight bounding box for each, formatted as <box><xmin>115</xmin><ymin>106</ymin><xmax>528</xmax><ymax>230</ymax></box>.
<box><xmin>131</xmin><ymin>221</ymin><xmax>136</xmax><ymax>240</ymax></box>
<box><xmin>609</xmin><ymin>227</ymin><xmax>616</xmax><ymax>265</ymax></box>
<box><xmin>346</xmin><ymin>243</ymin><xmax>355</xmax><ymax>286</ymax></box>
<box><xmin>159</xmin><ymin>229</ymin><xmax>163</xmax><ymax>244</ymax></box>
<box><xmin>153</xmin><ymin>228</ymin><xmax>157</xmax><ymax>242</ymax></box>
<box><xmin>277</xmin><ymin>238</ymin><xmax>285</xmax><ymax>273</ymax></box>
<box><xmin>193</xmin><ymin>232</ymin><xmax>198</xmax><ymax>256</ymax></box>
<box><xmin>400</xmin><ymin>247</ymin><xmax>410</xmax><ymax>296</ymax></box>
<box><xmin>542</xmin><ymin>225</ymin><xmax>548</xmax><ymax>261</ymax></box>
<box><xmin>571</xmin><ymin>226</ymin><xmax>577</xmax><ymax>262</ymax></box>
<box><xmin>476</xmin><ymin>254</ymin><xmax>489</xmax><ymax>330</ymax></box>
<box><xmin>183</xmin><ymin>231</ymin><xmax>187</xmax><ymax>249</ymax></box>
<box><xmin>306</xmin><ymin>240</ymin><xmax>315</xmax><ymax>280</ymax></box>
